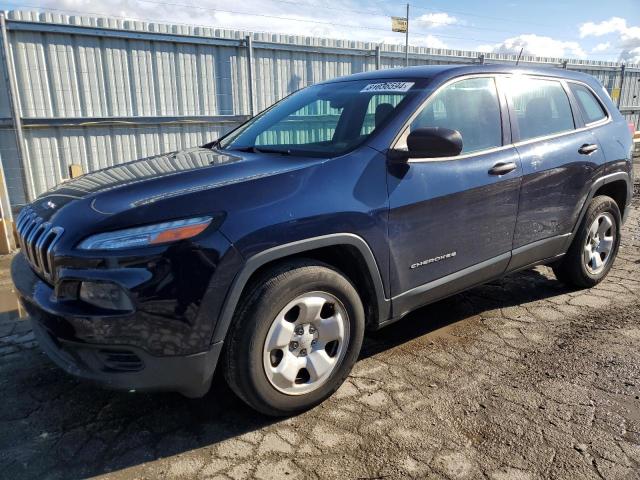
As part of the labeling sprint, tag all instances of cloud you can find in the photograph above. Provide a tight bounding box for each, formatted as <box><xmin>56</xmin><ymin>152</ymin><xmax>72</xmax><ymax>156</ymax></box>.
<box><xmin>19</xmin><ymin>0</ymin><xmax>455</xmax><ymax>50</ymax></box>
<box><xmin>592</xmin><ymin>42</ymin><xmax>611</xmax><ymax>53</ymax></box>
<box><xmin>25</xmin><ymin>0</ymin><xmax>377</xmax><ymax>39</ymax></box>
<box><xmin>579</xmin><ymin>17</ymin><xmax>628</xmax><ymax>37</ymax></box>
<box><xmin>580</xmin><ymin>17</ymin><xmax>640</xmax><ymax>63</ymax></box>
<box><xmin>477</xmin><ymin>34</ymin><xmax>587</xmax><ymax>58</ymax></box>
<box><xmin>416</xmin><ymin>35</ymin><xmax>448</xmax><ymax>49</ymax></box>
<box><xmin>21</xmin><ymin>0</ymin><xmax>451</xmax><ymax>46</ymax></box>
<box><xmin>15</xmin><ymin>2</ymin><xmax>638</xmax><ymax>63</ymax></box>
<box><xmin>380</xmin><ymin>33</ymin><xmax>448</xmax><ymax>49</ymax></box>
<box><xmin>414</xmin><ymin>13</ymin><xmax>458</xmax><ymax>29</ymax></box>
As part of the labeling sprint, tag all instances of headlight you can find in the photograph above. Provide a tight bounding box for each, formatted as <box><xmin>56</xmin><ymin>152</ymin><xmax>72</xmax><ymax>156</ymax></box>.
<box><xmin>78</xmin><ymin>217</ymin><xmax>213</xmax><ymax>250</ymax></box>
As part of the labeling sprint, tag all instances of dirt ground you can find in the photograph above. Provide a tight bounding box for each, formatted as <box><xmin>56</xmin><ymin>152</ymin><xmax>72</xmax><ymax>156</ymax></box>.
<box><xmin>1</xmin><ymin>179</ymin><xmax>639</xmax><ymax>479</ymax></box>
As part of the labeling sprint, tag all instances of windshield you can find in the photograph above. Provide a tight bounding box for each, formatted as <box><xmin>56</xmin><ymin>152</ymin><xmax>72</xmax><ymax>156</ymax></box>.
<box><xmin>218</xmin><ymin>80</ymin><xmax>419</xmax><ymax>157</ymax></box>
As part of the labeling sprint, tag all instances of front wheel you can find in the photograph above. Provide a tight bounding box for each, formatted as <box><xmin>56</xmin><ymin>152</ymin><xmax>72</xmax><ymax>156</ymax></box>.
<box><xmin>552</xmin><ymin>195</ymin><xmax>621</xmax><ymax>288</ymax></box>
<box><xmin>223</xmin><ymin>259</ymin><xmax>365</xmax><ymax>416</ymax></box>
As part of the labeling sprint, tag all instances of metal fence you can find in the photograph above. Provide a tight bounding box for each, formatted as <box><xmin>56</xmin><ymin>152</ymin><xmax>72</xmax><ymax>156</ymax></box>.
<box><xmin>0</xmin><ymin>9</ymin><xmax>639</xmax><ymax>208</ymax></box>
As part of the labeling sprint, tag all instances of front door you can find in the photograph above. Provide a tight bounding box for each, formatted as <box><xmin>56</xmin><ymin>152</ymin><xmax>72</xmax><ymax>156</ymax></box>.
<box><xmin>387</xmin><ymin>76</ymin><xmax>522</xmax><ymax>316</ymax></box>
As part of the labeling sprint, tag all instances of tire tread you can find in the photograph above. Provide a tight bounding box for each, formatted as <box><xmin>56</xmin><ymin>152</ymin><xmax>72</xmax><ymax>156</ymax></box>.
<box><xmin>552</xmin><ymin>195</ymin><xmax>620</xmax><ymax>288</ymax></box>
<box><xmin>223</xmin><ymin>259</ymin><xmax>364</xmax><ymax>416</ymax></box>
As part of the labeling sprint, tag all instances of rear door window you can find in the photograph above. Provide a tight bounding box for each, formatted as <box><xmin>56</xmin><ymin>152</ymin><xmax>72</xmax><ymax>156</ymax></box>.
<box><xmin>506</xmin><ymin>77</ymin><xmax>575</xmax><ymax>141</ymax></box>
<box><xmin>569</xmin><ymin>83</ymin><xmax>608</xmax><ymax>124</ymax></box>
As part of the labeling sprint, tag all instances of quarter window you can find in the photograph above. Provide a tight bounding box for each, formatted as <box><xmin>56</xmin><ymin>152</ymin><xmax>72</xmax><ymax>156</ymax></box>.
<box><xmin>507</xmin><ymin>77</ymin><xmax>575</xmax><ymax>141</ymax></box>
<box><xmin>407</xmin><ymin>77</ymin><xmax>502</xmax><ymax>154</ymax></box>
<box><xmin>569</xmin><ymin>83</ymin><xmax>607</xmax><ymax>124</ymax></box>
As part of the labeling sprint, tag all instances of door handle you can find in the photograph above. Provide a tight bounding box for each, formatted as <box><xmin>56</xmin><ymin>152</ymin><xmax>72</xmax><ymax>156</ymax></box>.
<box><xmin>578</xmin><ymin>143</ymin><xmax>598</xmax><ymax>155</ymax></box>
<box><xmin>488</xmin><ymin>161</ymin><xmax>517</xmax><ymax>175</ymax></box>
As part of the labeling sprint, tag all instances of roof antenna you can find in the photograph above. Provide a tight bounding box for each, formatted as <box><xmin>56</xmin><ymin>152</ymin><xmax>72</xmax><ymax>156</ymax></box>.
<box><xmin>515</xmin><ymin>47</ymin><xmax>524</xmax><ymax>66</ymax></box>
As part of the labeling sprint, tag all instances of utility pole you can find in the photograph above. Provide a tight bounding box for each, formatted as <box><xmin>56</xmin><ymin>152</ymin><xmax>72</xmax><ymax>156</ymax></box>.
<box><xmin>390</xmin><ymin>8</ymin><xmax>409</xmax><ymax>66</ymax></box>
<box><xmin>617</xmin><ymin>63</ymin><xmax>625</xmax><ymax>108</ymax></box>
<box><xmin>405</xmin><ymin>3</ymin><xmax>410</xmax><ymax>67</ymax></box>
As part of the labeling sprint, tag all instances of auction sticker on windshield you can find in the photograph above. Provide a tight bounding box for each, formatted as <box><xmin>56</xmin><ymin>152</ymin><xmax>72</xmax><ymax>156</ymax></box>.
<box><xmin>360</xmin><ymin>82</ymin><xmax>414</xmax><ymax>93</ymax></box>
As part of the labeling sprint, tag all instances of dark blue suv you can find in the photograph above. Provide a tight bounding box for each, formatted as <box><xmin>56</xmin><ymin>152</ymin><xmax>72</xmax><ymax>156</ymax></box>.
<box><xmin>11</xmin><ymin>65</ymin><xmax>634</xmax><ymax>416</ymax></box>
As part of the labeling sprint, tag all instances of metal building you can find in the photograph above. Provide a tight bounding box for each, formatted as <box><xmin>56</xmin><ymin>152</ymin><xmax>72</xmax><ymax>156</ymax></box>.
<box><xmin>0</xmin><ymin>9</ymin><xmax>638</xmax><ymax>209</ymax></box>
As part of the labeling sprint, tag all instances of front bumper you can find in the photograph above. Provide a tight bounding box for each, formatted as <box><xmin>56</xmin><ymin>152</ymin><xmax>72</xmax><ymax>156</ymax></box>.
<box><xmin>12</xmin><ymin>252</ymin><xmax>224</xmax><ymax>397</ymax></box>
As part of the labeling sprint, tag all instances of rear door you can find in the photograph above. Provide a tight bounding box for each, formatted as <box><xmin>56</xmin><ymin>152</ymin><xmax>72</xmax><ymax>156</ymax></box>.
<box><xmin>505</xmin><ymin>76</ymin><xmax>607</xmax><ymax>270</ymax></box>
<box><xmin>566</xmin><ymin>81</ymin><xmax>619</xmax><ymax>174</ymax></box>
<box><xmin>387</xmin><ymin>75</ymin><xmax>522</xmax><ymax>316</ymax></box>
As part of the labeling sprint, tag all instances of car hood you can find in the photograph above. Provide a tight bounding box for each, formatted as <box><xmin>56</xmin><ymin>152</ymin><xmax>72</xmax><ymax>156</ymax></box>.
<box><xmin>35</xmin><ymin>147</ymin><xmax>320</xmax><ymax>218</ymax></box>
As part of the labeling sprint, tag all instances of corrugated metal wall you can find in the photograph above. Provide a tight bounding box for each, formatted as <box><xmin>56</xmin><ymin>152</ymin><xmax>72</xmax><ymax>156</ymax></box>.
<box><xmin>620</xmin><ymin>68</ymin><xmax>640</xmax><ymax>128</ymax></box>
<box><xmin>0</xmin><ymin>9</ymin><xmax>638</xmax><ymax>207</ymax></box>
<box><xmin>0</xmin><ymin>14</ymin><xmax>21</xmax><ymax>208</ymax></box>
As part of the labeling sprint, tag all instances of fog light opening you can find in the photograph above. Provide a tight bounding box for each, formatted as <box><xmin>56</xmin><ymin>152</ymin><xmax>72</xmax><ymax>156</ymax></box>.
<box><xmin>79</xmin><ymin>281</ymin><xmax>134</xmax><ymax>311</ymax></box>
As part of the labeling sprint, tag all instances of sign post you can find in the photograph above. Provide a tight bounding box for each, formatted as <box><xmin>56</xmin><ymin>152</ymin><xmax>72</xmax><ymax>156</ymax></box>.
<box><xmin>405</xmin><ymin>4</ymin><xmax>409</xmax><ymax>67</ymax></box>
<box><xmin>391</xmin><ymin>5</ymin><xmax>409</xmax><ymax>66</ymax></box>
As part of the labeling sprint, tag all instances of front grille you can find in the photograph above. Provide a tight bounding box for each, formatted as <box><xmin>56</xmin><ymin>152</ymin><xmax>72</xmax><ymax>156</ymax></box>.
<box><xmin>15</xmin><ymin>206</ymin><xmax>64</xmax><ymax>282</ymax></box>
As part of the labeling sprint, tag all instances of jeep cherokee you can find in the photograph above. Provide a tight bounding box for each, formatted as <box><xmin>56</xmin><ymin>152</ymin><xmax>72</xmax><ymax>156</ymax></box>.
<box><xmin>11</xmin><ymin>65</ymin><xmax>634</xmax><ymax>416</ymax></box>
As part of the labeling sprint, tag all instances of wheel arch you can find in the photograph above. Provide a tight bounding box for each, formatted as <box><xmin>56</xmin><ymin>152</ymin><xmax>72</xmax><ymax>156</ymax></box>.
<box><xmin>593</xmin><ymin>179</ymin><xmax>628</xmax><ymax>218</ymax></box>
<box><xmin>571</xmin><ymin>172</ymin><xmax>631</xmax><ymax>235</ymax></box>
<box><xmin>211</xmin><ymin>234</ymin><xmax>391</xmax><ymax>344</ymax></box>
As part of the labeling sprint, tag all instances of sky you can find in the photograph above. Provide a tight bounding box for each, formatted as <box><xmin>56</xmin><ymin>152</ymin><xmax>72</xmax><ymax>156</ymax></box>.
<box><xmin>1</xmin><ymin>0</ymin><xmax>639</xmax><ymax>63</ymax></box>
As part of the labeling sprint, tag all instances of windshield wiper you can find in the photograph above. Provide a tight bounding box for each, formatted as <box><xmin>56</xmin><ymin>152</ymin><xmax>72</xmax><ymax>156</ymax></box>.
<box><xmin>205</xmin><ymin>139</ymin><xmax>221</xmax><ymax>150</ymax></box>
<box><xmin>254</xmin><ymin>147</ymin><xmax>292</xmax><ymax>155</ymax></box>
<box><xmin>228</xmin><ymin>146</ymin><xmax>292</xmax><ymax>155</ymax></box>
<box><xmin>227</xmin><ymin>146</ymin><xmax>256</xmax><ymax>153</ymax></box>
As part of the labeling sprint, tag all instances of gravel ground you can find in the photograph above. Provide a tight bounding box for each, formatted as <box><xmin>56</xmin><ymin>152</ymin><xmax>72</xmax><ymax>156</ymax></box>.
<box><xmin>1</xmin><ymin>180</ymin><xmax>639</xmax><ymax>480</ymax></box>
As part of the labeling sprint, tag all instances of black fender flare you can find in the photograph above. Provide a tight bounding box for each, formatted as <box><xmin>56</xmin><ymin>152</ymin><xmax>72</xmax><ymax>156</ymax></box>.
<box><xmin>563</xmin><ymin>171</ymin><xmax>632</xmax><ymax>250</ymax></box>
<box><xmin>211</xmin><ymin>233</ymin><xmax>391</xmax><ymax>343</ymax></box>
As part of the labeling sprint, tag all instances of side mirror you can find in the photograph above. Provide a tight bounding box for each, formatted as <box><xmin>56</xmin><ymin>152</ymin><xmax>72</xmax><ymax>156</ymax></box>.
<box><xmin>390</xmin><ymin>127</ymin><xmax>463</xmax><ymax>161</ymax></box>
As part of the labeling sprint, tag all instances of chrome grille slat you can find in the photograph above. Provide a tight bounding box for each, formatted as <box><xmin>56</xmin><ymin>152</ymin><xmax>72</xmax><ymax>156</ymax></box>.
<box><xmin>26</xmin><ymin>218</ymin><xmax>43</xmax><ymax>266</ymax></box>
<box><xmin>15</xmin><ymin>207</ymin><xmax>64</xmax><ymax>283</ymax></box>
<box><xmin>22</xmin><ymin>217</ymin><xmax>40</xmax><ymax>263</ymax></box>
<box><xmin>21</xmin><ymin>215</ymin><xmax>36</xmax><ymax>238</ymax></box>
<box><xmin>35</xmin><ymin>223</ymin><xmax>53</xmax><ymax>270</ymax></box>
<box><xmin>28</xmin><ymin>222</ymin><xmax>46</xmax><ymax>268</ymax></box>
<box><xmin>16</xmin><ymin>210</ymin><xmax>30</xmax><ymax>233</ymax></box>
<box><xmin>46</xmin><ymin>227</ymin><xmax>64</xmax><ymax>276</ymax></box>
<box><xmin>18</xmin><ymin>211</ymin><xmax>35</xmax><ymax>233</ymax></box>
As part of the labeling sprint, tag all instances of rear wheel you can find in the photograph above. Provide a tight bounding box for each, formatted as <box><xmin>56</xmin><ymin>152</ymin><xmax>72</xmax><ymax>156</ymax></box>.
<box><xmin>223</xmin><ymin>259</ymin><xmax>365</xmax><ymax>416</ymax></box>
<box><xmin>552</xmin><ymin>195</ymin><xmax>621</xmax><ymax>288</ymax></box>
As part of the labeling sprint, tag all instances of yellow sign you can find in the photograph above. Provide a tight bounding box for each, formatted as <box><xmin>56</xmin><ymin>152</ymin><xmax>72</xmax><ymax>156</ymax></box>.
<box><xmin>611</xmin><ymin>87</ymin><xmax>620</xmax><ymax>102</ymax></box>
<box><xmin>391</xmin><ymin>16</ymin><xmax>408</xmax><ymax>33</ymax></box>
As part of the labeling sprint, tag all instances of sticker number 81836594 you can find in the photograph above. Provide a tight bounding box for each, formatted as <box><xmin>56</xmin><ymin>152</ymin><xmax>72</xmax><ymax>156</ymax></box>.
<box><xmin>360</xmin><ymin>82</ymin><xmax>415</xmax><ymax>93</ymax></box>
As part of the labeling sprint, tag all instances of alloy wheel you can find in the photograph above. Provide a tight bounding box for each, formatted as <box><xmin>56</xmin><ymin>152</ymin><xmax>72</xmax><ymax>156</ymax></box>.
<box><xmin>583</xmin><ymin>212</ymin><xmax>615</xmax><ymax>275</ymax></box>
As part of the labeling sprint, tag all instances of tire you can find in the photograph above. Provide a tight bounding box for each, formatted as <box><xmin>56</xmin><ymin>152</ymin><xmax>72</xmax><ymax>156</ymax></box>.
<box><xmin>223</xmin><ymin>259</ymin><xmax>365</xmax><ymax>416</ymax></box>
<box><xmin>552</xmin><ymin>195</ymin><xmax>621</xmax><ymax>288</ymax></box>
